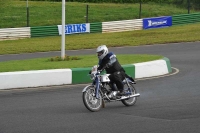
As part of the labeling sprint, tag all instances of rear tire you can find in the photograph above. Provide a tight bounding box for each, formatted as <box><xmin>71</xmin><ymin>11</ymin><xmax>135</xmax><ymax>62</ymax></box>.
<box><xmin>82</xmin><ymin>86</ymin><xmax>102</xmax><ymax>112</ymax></box>
<box><xmin>121</xmin><ymin>82</ymin><xmax>137</xmax><ymax>106</ymax></box>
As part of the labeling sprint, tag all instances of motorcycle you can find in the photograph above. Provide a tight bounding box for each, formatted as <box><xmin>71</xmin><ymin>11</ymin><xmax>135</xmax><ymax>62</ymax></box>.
<box><xmin>82</xmin><ymin>65</ymin><xmax>140</xmax><ymax>112</ymax></box>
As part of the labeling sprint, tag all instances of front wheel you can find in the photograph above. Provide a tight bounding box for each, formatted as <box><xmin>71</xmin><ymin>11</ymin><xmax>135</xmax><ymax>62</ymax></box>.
<box><xmin>82</xmin><ymin>86</ymin><xmax>102</xmax><ymax>112</ymax></box>
<box><xmin>121</xmin><ymin>82</ymin><xmax>137</xmax><ymax>106</ymax></box>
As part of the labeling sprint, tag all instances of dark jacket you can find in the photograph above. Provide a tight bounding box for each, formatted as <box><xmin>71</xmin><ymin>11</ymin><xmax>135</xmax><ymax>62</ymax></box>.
<box><xmin>97</xmin><ymin>52</ymin><xmax>125</xmax><ymax>74</ymax></box>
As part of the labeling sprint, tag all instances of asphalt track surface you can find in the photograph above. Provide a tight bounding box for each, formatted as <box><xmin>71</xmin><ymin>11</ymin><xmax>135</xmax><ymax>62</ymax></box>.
<box><xmin>0</xmin><ymin>42</ymin><xmax>200</xmax><ymax>133</ymax></box>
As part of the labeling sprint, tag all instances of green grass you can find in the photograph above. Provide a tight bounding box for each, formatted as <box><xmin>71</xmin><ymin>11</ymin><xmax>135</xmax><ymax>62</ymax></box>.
<box><xmin>0</xmin><ymin>54</ymin><xmax>163</xmax><ymax>72</ymax></box>
<box><xmin>0</xmin><ymin>0</ymin><xmax>198</xmax><ymax>28</ymax></box>
<box><xmin>0</xmin><ymin>1</ymin><xmax>199</xmax><ymax>72</ymax></box>
<box><xmin>0</xmin><ymin>23</ymin><xmax>200</xmax><ymax>55</ymax></box>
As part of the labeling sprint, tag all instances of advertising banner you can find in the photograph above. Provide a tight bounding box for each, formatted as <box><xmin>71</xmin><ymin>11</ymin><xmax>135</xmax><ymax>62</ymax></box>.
<box><xmin>143</xmin><ymin>16</ymin><xmax>172</xmax><ymax>29</ymax></box>
<box><xmin>57</xmin><ymin>23</ymin><xmax>90</xmax><ymax>35</ymax></box>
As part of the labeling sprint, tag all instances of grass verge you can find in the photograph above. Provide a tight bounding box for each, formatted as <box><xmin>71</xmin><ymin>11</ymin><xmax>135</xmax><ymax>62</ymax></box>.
<box><xmin>0</xmin><ymin>54</ymin><xmax>163</xmax><ymax>72</ymax></box>
<box><xmin>0</xmin><ymin>23</ymin><xmax>200</xmax><ymax>55</ymax></box>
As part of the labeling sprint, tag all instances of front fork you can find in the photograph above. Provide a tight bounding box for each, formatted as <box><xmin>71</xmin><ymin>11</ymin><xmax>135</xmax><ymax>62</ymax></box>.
<box><xmin>94</xmin><ymin>77</ymin><xmax>100</xmax><ymax>99</ymax></box>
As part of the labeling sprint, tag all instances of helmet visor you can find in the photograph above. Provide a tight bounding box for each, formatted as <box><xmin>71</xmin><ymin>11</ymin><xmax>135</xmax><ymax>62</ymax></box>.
<box><xmin>97</xmin><ymin>50</ymin><xmax>104</xmax><ymax>56</ymax></box>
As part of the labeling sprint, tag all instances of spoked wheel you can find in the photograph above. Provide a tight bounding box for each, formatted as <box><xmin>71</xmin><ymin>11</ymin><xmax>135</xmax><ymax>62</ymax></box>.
<box><xmin>121</xmin><ymin>82</ymin><xmax>137</xmax><ymax>106</ymax></box>
<box><xmin>82</xmin><ymin>86</ymin><xmax>102</xmax><ymax>112</ymax></box>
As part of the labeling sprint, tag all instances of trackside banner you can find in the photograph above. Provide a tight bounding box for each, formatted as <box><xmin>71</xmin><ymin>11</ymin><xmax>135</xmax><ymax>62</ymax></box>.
<box><xmin>143</xmin><ymin>16</ymin><xmax>172</xmax><ymax>29</ymax></box>
<box><xmin>57</xmin><ymin>23</ymin><xmax>90</xmax><ymax>35</ymax></box>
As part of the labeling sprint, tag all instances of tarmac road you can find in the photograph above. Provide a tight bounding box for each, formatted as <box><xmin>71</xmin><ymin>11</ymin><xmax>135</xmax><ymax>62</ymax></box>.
<box><xmin>0</xmin><ymin>42</ymin><xmax>200</xmax><ymax>133</ymax></box>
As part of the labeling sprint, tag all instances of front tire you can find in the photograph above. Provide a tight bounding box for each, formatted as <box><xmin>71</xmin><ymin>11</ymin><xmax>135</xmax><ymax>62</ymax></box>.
<box><xmin>121</xmin><ymin>82</ymin><xmax>137</xmax><ymax>106</ymax></box>
<box><xmin>82</xmin><ymin>86</ymin><xmax>102</xmax><ymax>112</ymax></box>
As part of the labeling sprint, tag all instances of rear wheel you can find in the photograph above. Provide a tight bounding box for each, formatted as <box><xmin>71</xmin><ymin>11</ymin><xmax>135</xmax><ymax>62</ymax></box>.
<box><xmin>121</xmin><ymin>82</ymin><xmax>137</xmax><ymax>106</ymax></box>
<box><xmin>82</xmin><ymin>86</ymin><xmax>102</xmax><ymax>112</ymax></box>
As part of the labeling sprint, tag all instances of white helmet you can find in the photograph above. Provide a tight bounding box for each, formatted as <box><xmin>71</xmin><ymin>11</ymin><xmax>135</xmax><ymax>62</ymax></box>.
<box><xmin>96</xmin><ymin>45</ymin><xmax>108</xmax><ymax>59</ymax></box>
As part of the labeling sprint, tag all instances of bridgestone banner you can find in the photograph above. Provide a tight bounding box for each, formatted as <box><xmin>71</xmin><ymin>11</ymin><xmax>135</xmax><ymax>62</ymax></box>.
<box><xmin>57</xmin><ymin>23</ymin><xmax>90</xmax><ymax>35</ymax></box>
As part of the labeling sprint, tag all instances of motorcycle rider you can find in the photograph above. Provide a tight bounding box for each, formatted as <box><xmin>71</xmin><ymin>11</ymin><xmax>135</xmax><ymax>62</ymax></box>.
<box><xmin>96</xmin><ymin>45</ymin><xmax>127</xmax><ymax>97</ymax></box>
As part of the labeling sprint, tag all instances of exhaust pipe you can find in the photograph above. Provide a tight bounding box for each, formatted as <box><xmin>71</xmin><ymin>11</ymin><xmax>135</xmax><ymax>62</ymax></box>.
<box><xmin>130</xmin><ymin>93</ymin><xmax>140</xmax><ymax>97</ymax></box>
<box><xmin>117</xmin><ymin>93</ymin><xmax>140</xmax><ymax>100</ymax></box>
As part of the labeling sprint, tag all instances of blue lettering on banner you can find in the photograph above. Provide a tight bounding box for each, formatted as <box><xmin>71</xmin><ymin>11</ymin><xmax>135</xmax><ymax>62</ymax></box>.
<box><xmin>76</xmin><ymin>24</ymin><xmax>81</xmax><ymax>32</ymax></box>
<box><xmin>65</xmin><ymin>24</ymin><xmax>87</xmax><ymax>34</ymax></box>
<box><xmin>143</xmin><ymin>16</ymin><xmax>172</xmax><ymax>29</ymax></box>
<box><xmin>82</xmin><ymin>24</ymin><xmax>86</xmax><ymax>32</ymax></box>
<box><xmin>66</xmin><ymin>25</ymin><xmax>72</xmax><ymax>33</ymax></box>
<box><xmin>73</xmin><ymin>25</ymin><xmax>76</xmax><ymax>32</ymax></box>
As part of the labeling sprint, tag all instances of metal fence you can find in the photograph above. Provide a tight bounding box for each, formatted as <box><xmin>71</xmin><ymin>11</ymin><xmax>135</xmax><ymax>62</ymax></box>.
<box><xmin>0</xmin><ymin>12</ymin><xmax>200</xmax><ymax>40</ymax></box>
<box><xmin>0</xmin><ymin>0</ymin><xmax>199</xmax><ymax>28</ymax></box>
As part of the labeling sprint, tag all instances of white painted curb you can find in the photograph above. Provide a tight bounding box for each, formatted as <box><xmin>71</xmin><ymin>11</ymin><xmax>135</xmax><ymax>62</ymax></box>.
<box><xmin>0</xmin><ymin>59</ymin><xmax>171</xmax><ymax>90</ymax></box>
<box><xmin>134</xmin><ymin>59</ymin><xmax>169</xmax><ymax>79</ymax></box>
<box><xmin>0</xmin><ymin>69</ymin><xmax>72</xmax><ymax>89</ymax></box>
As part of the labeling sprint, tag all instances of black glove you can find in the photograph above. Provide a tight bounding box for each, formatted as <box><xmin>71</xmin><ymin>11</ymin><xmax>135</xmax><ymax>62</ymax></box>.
<box><xmin>89</xmin><ymin>70</ymin><xmax>91</xmax><ymax>74</ymax></box>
